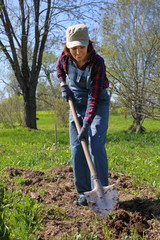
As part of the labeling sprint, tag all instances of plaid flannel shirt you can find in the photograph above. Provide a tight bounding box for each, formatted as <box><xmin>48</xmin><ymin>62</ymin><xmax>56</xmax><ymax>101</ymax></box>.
<box><xmin>56</xmin><ymin>50</ymin><xmax>109</xmax><ymax>125</ymax></box>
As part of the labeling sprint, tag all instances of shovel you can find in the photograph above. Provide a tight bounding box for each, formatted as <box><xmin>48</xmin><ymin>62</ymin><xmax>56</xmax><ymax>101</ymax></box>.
<box><xmin>68</xmin><ymin>98</ymin><xmax>119</xmax><ymax>218</ymax></box>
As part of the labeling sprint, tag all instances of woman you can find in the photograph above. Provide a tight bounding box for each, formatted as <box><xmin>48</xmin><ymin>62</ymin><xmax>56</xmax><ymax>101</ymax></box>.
<box><xmin>56</xmin><ymin>24</ymin><xmax>110</xmax><ymax>206</ymax></box>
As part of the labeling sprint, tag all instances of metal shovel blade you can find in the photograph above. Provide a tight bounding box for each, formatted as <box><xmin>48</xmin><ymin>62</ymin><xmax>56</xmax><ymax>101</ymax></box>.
<box><xmin>84</xmin><ymin>184</ymin><xmax>119</xmax><ymax>218</ymax></box>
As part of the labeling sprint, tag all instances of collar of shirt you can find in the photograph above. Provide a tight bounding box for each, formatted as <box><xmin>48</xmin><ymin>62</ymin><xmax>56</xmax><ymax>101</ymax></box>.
<box><xmin>69</xmin><ymin>50</ymin><xmax>96</xmax><ymax>70</ymax></box>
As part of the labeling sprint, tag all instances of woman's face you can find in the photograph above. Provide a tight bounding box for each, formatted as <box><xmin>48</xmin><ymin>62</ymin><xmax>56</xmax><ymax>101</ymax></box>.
<box><xmin>69</xmin><ymin>45</ymin><xmax>88</xmax><ymax>64</ymax></box>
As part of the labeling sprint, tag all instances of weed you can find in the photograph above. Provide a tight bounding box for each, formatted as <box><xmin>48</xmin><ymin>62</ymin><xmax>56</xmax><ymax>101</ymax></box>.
<box><xmin>44</xmin><ymin>205</ymin><xmax>69</xmax><ymax>221</ymax></box>
<box><xmin>121</xmin><ymin>229</ymin><xmax>145</xmax><ymax>239</ymax></box>
<box><xmin>38</xmin><ymin>188</ymin><xmax>47</xmax><ymax>197</ymax></box>
<box><xmin>103</xmin><ymin>224</ymin><xmax>112</xmax><ymax>240</ymax></box>
<box><xmin>0</xmin><ymin>186</ymin><xmax>10</xmax><ymax>239</ymax></box>
<box><xmin>13</xmin><ymin>175</ymin><xmax>25</xmax><ymax>186</ymax></box>
<box><xmin>61</xmin><ymin>230</ymin><xmax>99</xmax><ymax>240</ymax></box>
<box><xmin>0</xmin><ymin>186</ymin><xmax>43</xmax><ymax>239</ymax></box>
<box><xmin>155</xmin><ymin>191</ymin><xmax>160</xmax><ymax>201</ymax></box>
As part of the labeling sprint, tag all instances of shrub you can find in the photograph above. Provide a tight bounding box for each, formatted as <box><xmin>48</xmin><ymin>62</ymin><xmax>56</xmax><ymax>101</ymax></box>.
<box><xmin>0</xmin><ymin>95</ymin><xmax>24</xmax><ymax>128</ymax></box>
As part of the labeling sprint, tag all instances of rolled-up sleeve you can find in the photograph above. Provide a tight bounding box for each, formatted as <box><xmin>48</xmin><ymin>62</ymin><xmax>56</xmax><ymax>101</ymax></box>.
<box><xmin>56</xmin><ymin>52</ymin><xmax>67</xmax><ymax>83</ymax></box>
<box><xmin>84</xmin><ymin>54</ymin><xmax>109</xmax><ymax>125</ymax></box>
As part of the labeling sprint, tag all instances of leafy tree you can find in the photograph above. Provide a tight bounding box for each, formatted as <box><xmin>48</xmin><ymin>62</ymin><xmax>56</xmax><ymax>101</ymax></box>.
<box><xmin>101</xmin><ymin>0</ymin><xmax>160</xmax><ymax>132</ymax></box>
<box><xmin>0</xmin><ymin>0</ymin><xmax>106</xmax><ymax>129</ymax></box>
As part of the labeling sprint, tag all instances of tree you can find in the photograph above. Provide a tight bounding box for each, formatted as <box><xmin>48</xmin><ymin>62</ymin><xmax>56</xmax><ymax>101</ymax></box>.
<box><xmin>0</xmin><ymin>0</ymin><xmax>106</xmax><ymax>129</ymax></box>
<box><xmin>0</xmin><ymin>0</ymin><xmax>52</xmax><ymax>128</ymax></box>
<box><xmin>101</xmin><ymin>0</ymin><xmax>160</xmax><ymax>132</ymax></box>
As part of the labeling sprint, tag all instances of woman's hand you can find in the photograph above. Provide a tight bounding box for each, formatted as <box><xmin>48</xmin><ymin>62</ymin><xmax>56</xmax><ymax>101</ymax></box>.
<box><xmin>60</xmin><ymin>84</ymin><xmax>73</xmax><ymax>102</ymax></box>
<box><xmin>78</xmin><ymin>122</ymin><xmax>89</xmax><ymax>141</ymax></box>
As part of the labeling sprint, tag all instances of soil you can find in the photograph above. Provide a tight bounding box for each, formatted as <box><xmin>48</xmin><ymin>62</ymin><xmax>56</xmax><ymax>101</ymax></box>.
<box><xmin>3</xmin><ymin>167</ymin><xmax>160</xmax><ymax>239</ymax></box>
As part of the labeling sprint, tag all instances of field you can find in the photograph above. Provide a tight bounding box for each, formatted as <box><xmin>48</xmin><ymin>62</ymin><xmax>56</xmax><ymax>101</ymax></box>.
<box><xmin>0</xmin><ymin>111</ymin><xmax>160</xmax><ymax>239</ymax></box>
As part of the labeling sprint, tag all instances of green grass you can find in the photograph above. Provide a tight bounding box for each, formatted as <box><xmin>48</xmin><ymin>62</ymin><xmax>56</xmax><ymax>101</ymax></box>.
<box><xmin>107</xmin><ymin>114</ymin><xmax>160</xmax><ymax>188</ymax></box>
<box><xmin>0</xmin><ymin>184</ymin><xmax>43</xmax><ymax>239</ymax></box>
<box><xmin>0</xmin><ymin>111</ymin><xmax>160</xmax><ymax>188</ymax></box>
<box><xmin>0</xmin><ymin>128</ymin><xmax>70</xmax><ymax>171</ymax></box>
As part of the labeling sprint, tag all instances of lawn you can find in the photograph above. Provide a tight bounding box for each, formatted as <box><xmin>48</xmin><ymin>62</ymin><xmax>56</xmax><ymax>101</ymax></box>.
<box><xmin>0</xmin><ymin>111</ymin><xmax>160</xmax><ymax>188</ymax></box>
<box><xmin>107</xmin><ymin>114</ymin><xmax>160</xmax><ymax>188</ymax></box>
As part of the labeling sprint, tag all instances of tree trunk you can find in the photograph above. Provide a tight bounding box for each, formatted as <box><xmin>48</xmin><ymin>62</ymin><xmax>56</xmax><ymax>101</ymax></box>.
<box><xmin>23</xmin><ymin>85</ymin><xmax>37</xmax><ymax>129</ymax></box>
<box><xmin>136</xmin><ymin>116</ymin><xmax>145</xmax><ymax>133</ymax></box>
<box><xmin>127</xmin><ymin>118</ymin><xmax>145</xmax><ymax>133</ymax></box>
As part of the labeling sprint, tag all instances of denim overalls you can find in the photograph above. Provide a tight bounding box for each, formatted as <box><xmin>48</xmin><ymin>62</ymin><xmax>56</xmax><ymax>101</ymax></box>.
<box><xmin>67</xmin><ymin>59</ymin><xmax>110</xmax><ymax>198</ymax></box>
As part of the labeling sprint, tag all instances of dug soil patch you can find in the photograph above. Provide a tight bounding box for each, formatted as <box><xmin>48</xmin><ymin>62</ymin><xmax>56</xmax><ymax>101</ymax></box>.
<box><xmin>4</xmin><ymin>167</ymin><xmax>160</xmax><ymax>239</ymax></box>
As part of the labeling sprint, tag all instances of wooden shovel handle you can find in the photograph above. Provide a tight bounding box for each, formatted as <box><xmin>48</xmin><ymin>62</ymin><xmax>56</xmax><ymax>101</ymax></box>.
<box><xmin>68</xmin><ymin>98</ymin><xmax>97</xmax><ymax>179</ymax></box>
